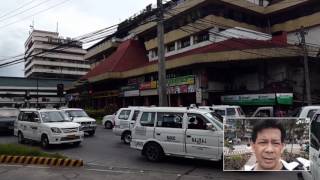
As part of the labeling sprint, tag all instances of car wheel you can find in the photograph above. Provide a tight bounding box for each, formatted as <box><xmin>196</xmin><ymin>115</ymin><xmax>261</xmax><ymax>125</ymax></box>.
<box><xmin>41</xmin><ymin>135</ymin><xmax>50</xmax><ymax>149</ymax></box>
<box><xmin>105</xmin><ymin>121</ymin><xmax>113</xmax><ymax>129</ymax></box>
<box><xmin>73</xmin><ymin>141</ymin><xmax>81</xmax><ymax>147</ymax></box>
<box><xmin>122</xmin><ymin>132</ymin><xmax>131</xmax><ymax>144</ymax></box>
<box><xmin>88</xmin><ymin>130</ymin><xmax>95</xmax><ymax>136</ymax></box>
<box><xmin>18</xmin><ymin>132</ymin><xmax>25</xmax><ymax>144</ymax></box>
<box><xmin>144</xmin><ymin>143</ymin><xmax>163</xmax><ymax>162</ymax></box>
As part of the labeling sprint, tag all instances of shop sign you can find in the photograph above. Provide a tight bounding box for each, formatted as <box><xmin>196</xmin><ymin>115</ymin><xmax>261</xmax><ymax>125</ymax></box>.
<box><xmin>124</xmin><ymin>90</ymin><xmax>140</xmax><ymax>97</ymax></box>
<box><xmin>167</xmin><ymin>84</ymin><xmax>196</xmax><ymax>94</ymax></box>
<box><xmin>167</xmin><ymin>75</ymin><xmax>195</xmax><ymax>87</ymax></box>
<box><xmin>140</xmin><ymin>89</ymin><xmax>158</xmax><ymax>96</ymax></box>
<box><xmin>276</xmin><ymin>93</ymin><xmax>293</xmax><ymax>105</ymax></box>
<box><xmin>120</xmin><ymin>84</ymin><xmax>139</xmax><ymax>91</ymax></box>
<box><xmin>221</xmin><ymin>94</ymin><xmax>276</xmax><ymax>106</ymax></box>
<box><xmin>140</xmin><ymin>81</ymin><xmax>157</xmax><ymax>90</ymax></box>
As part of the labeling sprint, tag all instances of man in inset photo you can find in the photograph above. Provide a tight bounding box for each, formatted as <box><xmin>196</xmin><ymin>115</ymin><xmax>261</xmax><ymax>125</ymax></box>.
<box><xmin>247</xmin><ymin>119</ymin><xmax>301</xmax><ymax>171</ymax></box>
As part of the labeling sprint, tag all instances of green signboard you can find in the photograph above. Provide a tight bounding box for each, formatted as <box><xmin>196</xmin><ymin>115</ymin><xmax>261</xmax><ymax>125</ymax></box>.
<box><xmin>221</xmin><ymin>93</ymin><xmax>293</xmax><ymax>106</ymax></box>
<box><xmin>167</xmin><ymin>75</ymin><xmax>195</xmax><ymax>87</ymax></box>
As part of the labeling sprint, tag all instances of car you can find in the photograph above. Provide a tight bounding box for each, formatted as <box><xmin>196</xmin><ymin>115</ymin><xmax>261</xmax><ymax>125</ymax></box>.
<box><xmin>113</xmin><ymin>107</ymin><xmax>142</xmax><ymax>144</ymax></box>
<box><xmin>14</xmin><ymin>109</ymin><xmax>84</xmax><ymax>148</ymax></box>
<box><xmin>130</xmin><ymin>107</ymin><xmax>223</xmax><ymax>162</ymax></box>
<box><xmin>296</xmin><ymin>106</ymin><xmax>320</xmax><ymax>122</ymax></box>
<box><xmin>0</xmin><ymin>108</ymin><xmax>19</xmax><ymax>134</ymax></box>
<box><xmin>102</xmin><ymin>113</ymin><xmax>116</xmax><ymax>129</ymax></box>
<box><xmin>61</xmin><ymin>108</ymin><xmax>97</xmax><ymax>136</ymax></box>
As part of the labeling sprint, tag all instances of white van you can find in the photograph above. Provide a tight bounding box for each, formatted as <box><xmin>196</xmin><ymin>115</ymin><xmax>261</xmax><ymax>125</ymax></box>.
<box><xmin>131</xmin><ymin>107</ymin><xmax>223</xmax><ymax>162</ymax></box>
<box><xmin>209</xmin><ymin>105</ymin><xmax>245</xmax><ymax>122</ymax></box>
<box><xmin>14</xmin><ymin>109</ymin><xmax>83</xmax><ymax>148</ymax></box>
<box><xmin>61</xmin><ymin>108</ymin><xmax>96</xmax><ymax>136</ymax></box>
<box><xmin>113</xmin><ymin>107</ymin><xmax>142</xmax><ymax>144</ymax></box>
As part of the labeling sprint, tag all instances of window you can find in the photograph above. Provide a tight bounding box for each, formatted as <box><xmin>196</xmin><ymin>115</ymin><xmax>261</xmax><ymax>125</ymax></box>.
<box><xmin>118</xmin><ymin>110</ymin><xmax>131</xmax><ymax>120</ymax></box>
<box><xmin>307</xmin><ymin>109</ymin><xmax>318</xmax><ymax>119</ymax></box>
<box><xmin>311</xmin><ymin>114</ymin><xmax>320</xmax><ymax>150</ymax></box>
<box><xmin>194</xmin><ymin>32</ymin><xmax>209</xmax><ymax>44</ymax></box>
<box><xmin>132</xmin><ymin>111</ymin><xmax>140</xmax><ymax>121</ymax></box>
<box><xmin>214</xmin><ymin>109</ymin><xmax>226</xmax><ymax>116</ymax></box>
<box><xmin>166</xmin><ymin>42</ymin><xmax>175</xmax><ymax>52</ymax></box>
<box><xmin>226</xmin><ymin>108</ymin><xmax>236</xmax><ymax>116</ymax></box>
<box><xmin>187</xmin><ymin>113</ymin><xmax>210</xmax><ymax>130</ymax></box>
<box><xmin>22</xmin><ymin>112</ymin><xmax>39</xmax><ymax>122</ymax></box>
<box><xmin>178</xmin><ymin>37</ymin><xmax>190</xmax><ymax>49</ymax></box>
<box><xmin>156</xmin><ymin>112</ymin><xmax>183</xmax><ymax>128</ymax></box>
<box><xmin>18</xmin><ymin>112</ymin><xmax>23</xmax><ymax>121</ymax></box>
<box><xmin>140</xmin><ymin>112</ymin><xmax>155</xmax><ymax>127</ymax></box>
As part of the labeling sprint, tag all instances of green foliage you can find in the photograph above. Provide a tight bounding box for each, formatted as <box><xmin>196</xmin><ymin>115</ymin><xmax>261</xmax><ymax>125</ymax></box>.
<box><xmin>0</xmin><ymin>144</ymin><xmax>66</xmax><ymax>159</ymax></box>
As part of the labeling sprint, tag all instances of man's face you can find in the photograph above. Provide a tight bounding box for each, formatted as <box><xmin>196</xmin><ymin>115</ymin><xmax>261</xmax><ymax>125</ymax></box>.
<box><xmin>251</xmin><ymin>128</ymin><xmax>285</xmax><ymax>170</ymax></box>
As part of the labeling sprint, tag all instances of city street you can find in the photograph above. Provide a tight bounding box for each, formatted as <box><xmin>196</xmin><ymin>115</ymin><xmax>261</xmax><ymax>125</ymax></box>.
<box><xmin>0</xmin><ymin>126</ymin><xmax>303</xmax><ymax>180</ymax></box>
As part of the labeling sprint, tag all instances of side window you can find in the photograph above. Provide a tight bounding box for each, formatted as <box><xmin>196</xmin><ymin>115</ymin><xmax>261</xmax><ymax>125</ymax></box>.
<box><xmin>311</xmin><ymin>114</ymin><xmax>320</xmax><ymax>150</ymax></box>
<box><xmin>226</xmin><ymin>108</ymin><xmax>236</xmax><ymax>116</ymax></box>
<box><xmin>132</xmin><ymin>110</ymin><xmax>140</xmax><ymax>121</ymax></box>
<box><xmin>31</xmin><ymin>112</ymin><xmax>40</xmax><ymax>122</ymax></box>
<box><xmin>307</xmin><ymin>109</ymin><xmax>317</xmax><ymax>119</ymax></box>
<box><xmin>214</xmin><ymin>109</ymin><xmax>225</xmax><ymax>116</ymax></box>
<box><xmin>22</xmin><ymin>112</ymin><xmax>31</xmax><ymax>122</ymax></box>
<box><xmin>187</xmin><ymin>113</ymin><xmax>210</xmax><ymax>130</ymax></box>
<box><xmin>118</xmin><ymin>110</ymin><xmax>131</xmax><ymax>120</ymax></box>
<box><xmin>140</xmin><ymin>112</ymin><xmax>156</xmax><ymax>127</ymax></box>
<box><xmin>255</xmin><ymin>110</ymin><xmax>271</xmax><ymax>117</ymax></box>
<box><xmin>18</xmin><ymin>112</ymin><xmax>24</xmax><ymax>121</ymax></box>
<box><xmin>156</xmin><ymin>112</ymin><xmax>183</xmax><ymax>128</ymax></box>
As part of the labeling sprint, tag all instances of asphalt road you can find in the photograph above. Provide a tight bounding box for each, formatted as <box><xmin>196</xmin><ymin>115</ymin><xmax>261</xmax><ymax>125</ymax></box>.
<box><xmin>0</xmin><ymin>126</ymin><xmax>304</xmax><ymax>180</ymax></box>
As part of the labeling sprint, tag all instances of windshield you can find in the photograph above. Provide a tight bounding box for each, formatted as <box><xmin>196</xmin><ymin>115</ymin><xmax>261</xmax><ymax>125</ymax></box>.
<box><xmin>40</xmin><ymin>111</ymin><xmax>70</xmax><ymax>123</ymax></box>
<box><xmin>213</xmin><ymin>109</ymin><xmax>225</xmax><ymax>116</ymax></box>
<box><xmin>65</xmin><ymin>110</ymin><xmax>88</xmax><ymax>117</ymax></box>
<box><xmin>203</xmin><ymin>112</ymin><xmax>223</xmax><ymax>130</ymax></box>
<box><xmin>0</xmin><ymin>109</ymin><xmax>19</xmax><ymax>117</ymax></box>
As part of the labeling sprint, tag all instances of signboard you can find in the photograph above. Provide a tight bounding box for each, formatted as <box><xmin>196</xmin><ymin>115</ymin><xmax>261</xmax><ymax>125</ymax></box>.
<box><xmin>167</xmin><ymin>75</ymin><xmax>195</xmax><ymax>86</ymax></box>
<box><xmin>124</xmin><ymin>90</ymin><xmax>139</xmax><ymax>97</ymax></box>
<box><xmin>276</xmin><ymin>93</ymin><xmax>293</xmax><ymax>105</ymax></box>
<box><xmin>139</xmin><ymin>81</ymin><xmax>157</xmax><ymax>90</ymax></box>
<box><xmin>221</xmin><ymin>94</ymin><xmax>276</xmax><ymax>106</ymax></box>
<box><xmin>140</xmin><ymin>89</ymin><xmax>157</xmax><ymax>96</ymax></box>
<box><xmin>120</xmin><ymin>84</ymin><xmax>139</xmax><ymax>91</ymax></box>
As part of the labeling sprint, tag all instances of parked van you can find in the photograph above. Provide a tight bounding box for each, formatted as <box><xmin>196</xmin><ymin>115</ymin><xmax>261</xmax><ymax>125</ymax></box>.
<box><xmin>131</xmin><ymin>107</ymin><xmax>223</xmax><ymax>162</ymax></box>
<box><xmin>14</xmin><ymin>109</ymin><xmax>83</xmax><ymax>148</ymax></box>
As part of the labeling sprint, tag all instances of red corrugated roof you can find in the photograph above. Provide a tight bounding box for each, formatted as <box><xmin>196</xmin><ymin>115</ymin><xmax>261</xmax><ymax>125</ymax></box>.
<box><xmin>82</xmin><ymin>38</ymin><xmax>290</xmax><ymax>80</ymax></box>
<box><xmin>82</xmin><ymin>39</ymin><xmax>149</xmax><ymax>80</ymax></box>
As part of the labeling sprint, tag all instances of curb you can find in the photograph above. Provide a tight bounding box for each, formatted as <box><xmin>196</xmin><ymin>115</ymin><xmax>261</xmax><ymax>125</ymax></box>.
<box><xmin>0</xmin><ymin>155</ymin><xmax>83</xmax><ymax>167</ymax></box>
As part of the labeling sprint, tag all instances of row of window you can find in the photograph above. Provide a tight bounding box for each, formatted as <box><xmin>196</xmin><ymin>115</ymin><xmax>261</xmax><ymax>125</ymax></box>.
<box><xmin>149</xmin><ymin>31</ymin><xmax>210</xmax><ymax>59</ymax></box>
<box><xmin>119</xmin><ymin>110</ymin><xmax>215</xmax><ymax>130</ymax></box>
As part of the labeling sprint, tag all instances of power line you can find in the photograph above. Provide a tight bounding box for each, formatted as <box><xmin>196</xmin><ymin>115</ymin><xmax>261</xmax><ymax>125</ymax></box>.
<box><xmin>0</xmin><ymin>0</ymin><xmax>72</xmax><ymax>30</ymax></box>
<box><xmin>0</xmin><ymin>0</ymin><xmax>38</xmax><ymax>20</ymax></box>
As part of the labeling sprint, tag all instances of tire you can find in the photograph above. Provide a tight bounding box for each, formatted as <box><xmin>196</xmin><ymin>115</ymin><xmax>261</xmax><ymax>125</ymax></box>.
<box><xmin>144</xmin><ymin>143</ymin><xmax>164</xmax><ymax>162</ymax></box>
<box><xmin>88</xmin><ymin>130</ymin><xmax>95</xmax><ymax>136</ymax></box>
<box><xmin>122</xmin><ymin>131</ymin><xmax>131</xmax><ymax>144</ymax></box>
<box><xmin>104</xmin><ymin>121</ymin><xmax>113</xmax><ymax>129</ymax></box>
<box><xmin>73</xmin><ymin>141</ymin><xmax>81</xmax><ymax>147</ymax></box>
<box><xmin>41</xmin><ymin>135</ymin><xmax>50</xmax><ymax>149</ymax></box>
<box><xmin>18</xmin><ymin>132</ymin><xmax>25</xmax><ymax>144</ymax></box>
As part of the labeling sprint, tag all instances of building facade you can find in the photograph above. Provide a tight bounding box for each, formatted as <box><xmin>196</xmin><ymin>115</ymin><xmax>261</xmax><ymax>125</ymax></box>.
<box><xmin>0</xmin><ymin>77</ymin><xmax>73</xmax><ymax>108</ymax></box>
<box><xmin>69</xmin><ymin>0</ymin><xmax>320</xmax><ymax>113</ymax></box>
<box><xmin>24</xmin><ymin>30</ymin><xmax>89</xmax><ymax>79</ymax></box>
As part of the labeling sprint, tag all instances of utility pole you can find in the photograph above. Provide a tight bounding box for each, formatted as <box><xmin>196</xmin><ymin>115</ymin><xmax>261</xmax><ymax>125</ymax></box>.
<box><xmin>157</xmin><ymin>0</ymin><xmax>168</xmax><ymax>107</ymax></box>
<box><xmin>299</xmin><ymin>26</ymin><xmax>312</xmax><ymax>105</ymax></box>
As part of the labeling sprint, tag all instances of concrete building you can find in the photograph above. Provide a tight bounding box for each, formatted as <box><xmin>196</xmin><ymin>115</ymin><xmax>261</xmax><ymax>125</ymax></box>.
<box><xmin>24</xmin><ymin>30</ymin><xmax>90</xmax><ymax>79</ymax></box>
<box><xmin>69</xmin><ymin>0</ymin><xmax>320</xmax><ymax>112</ymax></box>
<box><xmin>0</xmin><ymin>76</ymin><xmax>73</xmax><ymax>108</ymax></box>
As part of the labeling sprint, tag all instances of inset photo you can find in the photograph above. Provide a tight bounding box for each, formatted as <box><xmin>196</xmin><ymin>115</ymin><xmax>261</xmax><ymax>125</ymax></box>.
<box><xmin>223</xmin><ymin>118</ymin><xmax>310</xmax><ymax>171</ymax></box>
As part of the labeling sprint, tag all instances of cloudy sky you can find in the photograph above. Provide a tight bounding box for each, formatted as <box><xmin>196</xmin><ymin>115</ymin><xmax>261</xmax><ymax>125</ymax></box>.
<box><xmin>0</xmin><ymin>0</ymin><xmax>155</xmax><ymax>77</ymax></box>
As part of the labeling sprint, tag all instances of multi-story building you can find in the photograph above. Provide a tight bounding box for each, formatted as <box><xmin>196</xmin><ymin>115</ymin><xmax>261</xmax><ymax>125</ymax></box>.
<box><xmin>68</xmin><ymin>0</ymin><xmax>320</xmax><ymax>112</ymax></box>
<box><xmin>24</xmin><ymin>30</ymin><xmax>90</xmax><ymax>79</ymax></box>
<box><xmin>0</xmin><ymin>76</ymin><xmax>73</xmax><ymax>108</ymax></box>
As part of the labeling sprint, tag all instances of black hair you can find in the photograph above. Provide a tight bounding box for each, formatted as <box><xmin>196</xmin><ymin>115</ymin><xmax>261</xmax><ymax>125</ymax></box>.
<box><xmin>252</xmin><ymin>119</ymin><xmax>286</xmax><ymax>143</ymax></box>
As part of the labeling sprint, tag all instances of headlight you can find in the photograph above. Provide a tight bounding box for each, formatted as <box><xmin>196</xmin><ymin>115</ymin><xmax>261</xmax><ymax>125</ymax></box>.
<box><xmin>51</xmin><ymin>127</ymin><xmax>62</xmax><ymax>133</ymax></box>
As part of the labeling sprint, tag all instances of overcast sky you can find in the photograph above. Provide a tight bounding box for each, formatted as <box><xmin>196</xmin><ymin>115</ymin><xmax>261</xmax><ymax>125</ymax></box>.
<box><xmin>0</xmin><ymin>0</ymin><xmax>155</xmax><ymax>77</ymax></box>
